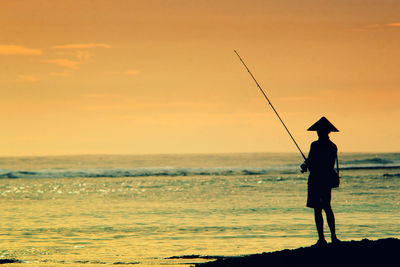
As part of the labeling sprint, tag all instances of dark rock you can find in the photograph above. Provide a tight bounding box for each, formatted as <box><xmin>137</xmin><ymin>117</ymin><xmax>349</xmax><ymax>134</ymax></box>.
<box><xmin>0</xmin><ymin>259</ymin><xmax>22</xmax><ymax>264</ymax></box>
<box><xmin>195</xmin><ymin>238</ymin><xmax>400</xmax><ymax>267</ymax></box>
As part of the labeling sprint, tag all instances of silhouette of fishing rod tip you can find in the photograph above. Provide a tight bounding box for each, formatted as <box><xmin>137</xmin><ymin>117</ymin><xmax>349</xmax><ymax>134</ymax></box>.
<box><xmin>234</xmin><ymin>50</ymin><xmax>306</xmax><ymax>161</ymax></box>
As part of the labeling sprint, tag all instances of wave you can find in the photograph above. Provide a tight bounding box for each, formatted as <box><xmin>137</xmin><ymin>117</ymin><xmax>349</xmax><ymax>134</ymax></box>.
<box><xmin>1</xmin><ymin>164</ymin><xmax>400</xmax><ymax>179</ymax></box>
<box><xmin>339</xmin><ymin>156</ymin><xmax>400</xmax><ymax>171</ymax></box>
<box><xmin>342</xmin><ymin>157</ymin><xmax>395</xmax><ymax>165</ymax></box>
<box><xmin>0</xmin><ymin>167</ymin><xmax>287</xmax><ymax>179</ymax></box>
<box><xmin>382</xmin><ymin>173</ymin><xmax>400</xmax><ymax>178</ymax></box>
<box><xmin>341</xmin><ymin>165</ymin><xmax>400</xmax><ymax>171</ymax></box>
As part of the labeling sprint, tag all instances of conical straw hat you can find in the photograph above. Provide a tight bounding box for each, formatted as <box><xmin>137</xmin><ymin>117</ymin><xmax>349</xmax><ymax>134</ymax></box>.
<box><xmin>307</xmin><ymin>117</ymin><xmax>339</xmax><ymax>132</ymax></box>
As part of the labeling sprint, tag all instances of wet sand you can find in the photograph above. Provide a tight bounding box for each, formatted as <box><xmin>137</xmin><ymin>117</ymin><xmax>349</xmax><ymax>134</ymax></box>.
<box><xmin>195</xmin><ymin>238</ymin><xmax>400</xmax><ymax>267</ymax></box>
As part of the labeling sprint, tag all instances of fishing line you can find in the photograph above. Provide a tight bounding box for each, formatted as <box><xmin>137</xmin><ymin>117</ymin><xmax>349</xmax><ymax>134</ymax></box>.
<box><xmin>234</xmin><ymin>50</ymin><xmax>306</xmax><ymax>161</ymax></box>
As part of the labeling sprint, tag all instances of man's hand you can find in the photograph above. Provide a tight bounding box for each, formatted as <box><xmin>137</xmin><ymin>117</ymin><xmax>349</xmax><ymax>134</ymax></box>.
<box><xmin>300</xmin><ymin>162</ymin><xmax>308</xmax><ymax>173</ymax></box>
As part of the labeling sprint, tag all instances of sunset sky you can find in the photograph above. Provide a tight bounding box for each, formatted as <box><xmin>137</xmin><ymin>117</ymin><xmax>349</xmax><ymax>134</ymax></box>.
<box><xmin>0</xmin><ymin>0</ymin><xmax>399</xmax><ymax>156</ymax></box>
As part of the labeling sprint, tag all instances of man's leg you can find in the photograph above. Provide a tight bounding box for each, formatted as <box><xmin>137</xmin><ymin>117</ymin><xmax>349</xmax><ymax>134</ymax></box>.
<box><xmin>314</xmin><ymin>208</ymin><xmax>325</xmax><ymax>242</ymax></box>
<box><xmin>324</xmin><ymin>205</ymin><xmax>339</xmax><ymax>243</ymax></box>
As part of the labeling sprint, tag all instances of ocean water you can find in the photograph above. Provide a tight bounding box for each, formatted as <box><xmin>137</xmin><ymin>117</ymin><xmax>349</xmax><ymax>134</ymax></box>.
<box><xmin>0</xmin><ymin>153</ymin><xmax>399</xmax><ymax>266</ymax></box>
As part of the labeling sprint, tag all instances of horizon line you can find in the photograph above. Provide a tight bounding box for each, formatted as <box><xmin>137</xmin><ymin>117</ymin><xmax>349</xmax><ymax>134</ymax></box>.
<box><xmin>0</xmin><ymin>151</ymin><xmax>398</xmax><ymax>158</ymax></box>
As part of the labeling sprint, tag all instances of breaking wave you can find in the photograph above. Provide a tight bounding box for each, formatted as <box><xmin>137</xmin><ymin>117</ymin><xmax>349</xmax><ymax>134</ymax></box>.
<box><xmin>1</xmin><ymin>164</ymin><xmax>400</xmax><ymax>179</ymax></box>
<box><xmin>340</xmin><ymin>157</ymin><xmax>400</xmax><ymax>171</ymax></box>
<box><xmin>0</xmin><ymin>167</ymin><xmax>291</xmax><ymax>179</ymax></box>
<box><xmin>342</xmin><ymin>157</ymin><xmax>394</xmax><ymax>165</ymax></box>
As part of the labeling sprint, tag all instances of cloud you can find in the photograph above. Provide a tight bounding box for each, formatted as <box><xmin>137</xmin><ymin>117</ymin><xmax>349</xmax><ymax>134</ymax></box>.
<box><xmin>0</xmin><ymin>45</ymin><xmax>42</xmax><ymax>55</ymax></box>
<box><xmin>77</xmin><ymin>50</ymin><xmax>94</xmax><ymax>61</ymax></box>
<box><xmin>363</xmin><ymin>23</ymin><xmax>400</xmax><ymax>30</ymax></box>
<box><xmin>52</xmin><ymin>43</ymin><xmax>112</xmax><ymax>49</ymax></box>
<box><xmin>44</xmin><ymin>43</ymin><xmax>110</xmax><ymax>69</ymax></box>
<box><xmin>42</xmin><ymin>58</ymin><xmax>83</xmax><ymax>68</ymax></box>
<box><xmin>124</xmin><ymin>69</ymin><xmax>140</xmax><ymax>75</ymax></box>
<box><xmin>16</xmin><ymin>75</ymin><xmax>39</xmax><ymax>82</ymax></box>
<box><xmin>387</xmin><ymin>22</ymin><xmax>400</xmax><ymax>27</ymax></box>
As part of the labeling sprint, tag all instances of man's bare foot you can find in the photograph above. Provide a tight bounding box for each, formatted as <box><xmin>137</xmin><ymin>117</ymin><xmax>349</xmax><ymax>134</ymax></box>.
<box><xmin>313</xmin><ymin>239</ymin><xmax>328</xmax><ymax>247</ymax></box>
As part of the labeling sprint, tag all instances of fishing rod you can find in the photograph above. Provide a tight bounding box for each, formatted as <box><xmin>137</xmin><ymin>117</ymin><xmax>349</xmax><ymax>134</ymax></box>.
<box><xmin>234</xmin><ymin>50</ymin><xmax>306</xmax><ymax>161</ymax></box>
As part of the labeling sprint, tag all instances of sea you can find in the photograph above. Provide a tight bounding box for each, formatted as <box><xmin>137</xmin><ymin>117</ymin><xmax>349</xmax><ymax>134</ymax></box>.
<box><xmin>0</xmin><ymin>153</ymin><xmax>399</xmax><ymax>266</ymax></box>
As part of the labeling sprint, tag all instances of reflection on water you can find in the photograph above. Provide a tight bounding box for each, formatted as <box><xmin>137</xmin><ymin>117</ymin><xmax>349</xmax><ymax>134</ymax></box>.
<box><xmin>0</xmin><ymin>155</ymin><xmax>399</xmax><ymax>265</ymax></box>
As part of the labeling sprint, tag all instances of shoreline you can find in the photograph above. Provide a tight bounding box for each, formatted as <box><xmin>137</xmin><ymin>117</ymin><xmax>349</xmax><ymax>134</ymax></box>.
<box><xmin>1</xmin><ymin>238</ymin><xmax>399</xmax><ymax>266</ymax></box>
<box><xmin>195</xmin><ymin>238</ymin><xmax>400</xmax><ymax>267</ymax></box>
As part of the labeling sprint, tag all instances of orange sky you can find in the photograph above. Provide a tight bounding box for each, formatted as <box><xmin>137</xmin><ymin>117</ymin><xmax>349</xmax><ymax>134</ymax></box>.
<box><xmin>0</xmin><ymin>0</ymin><xmax>399</xmax><ymax>156</ymax></box>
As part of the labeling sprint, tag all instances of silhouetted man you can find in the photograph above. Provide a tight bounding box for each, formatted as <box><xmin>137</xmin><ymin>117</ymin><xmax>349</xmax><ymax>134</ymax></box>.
<box><xmin>301</xmin><ymin>117</ymin><xmax>340</xmax><ymax>246</ymax></box>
